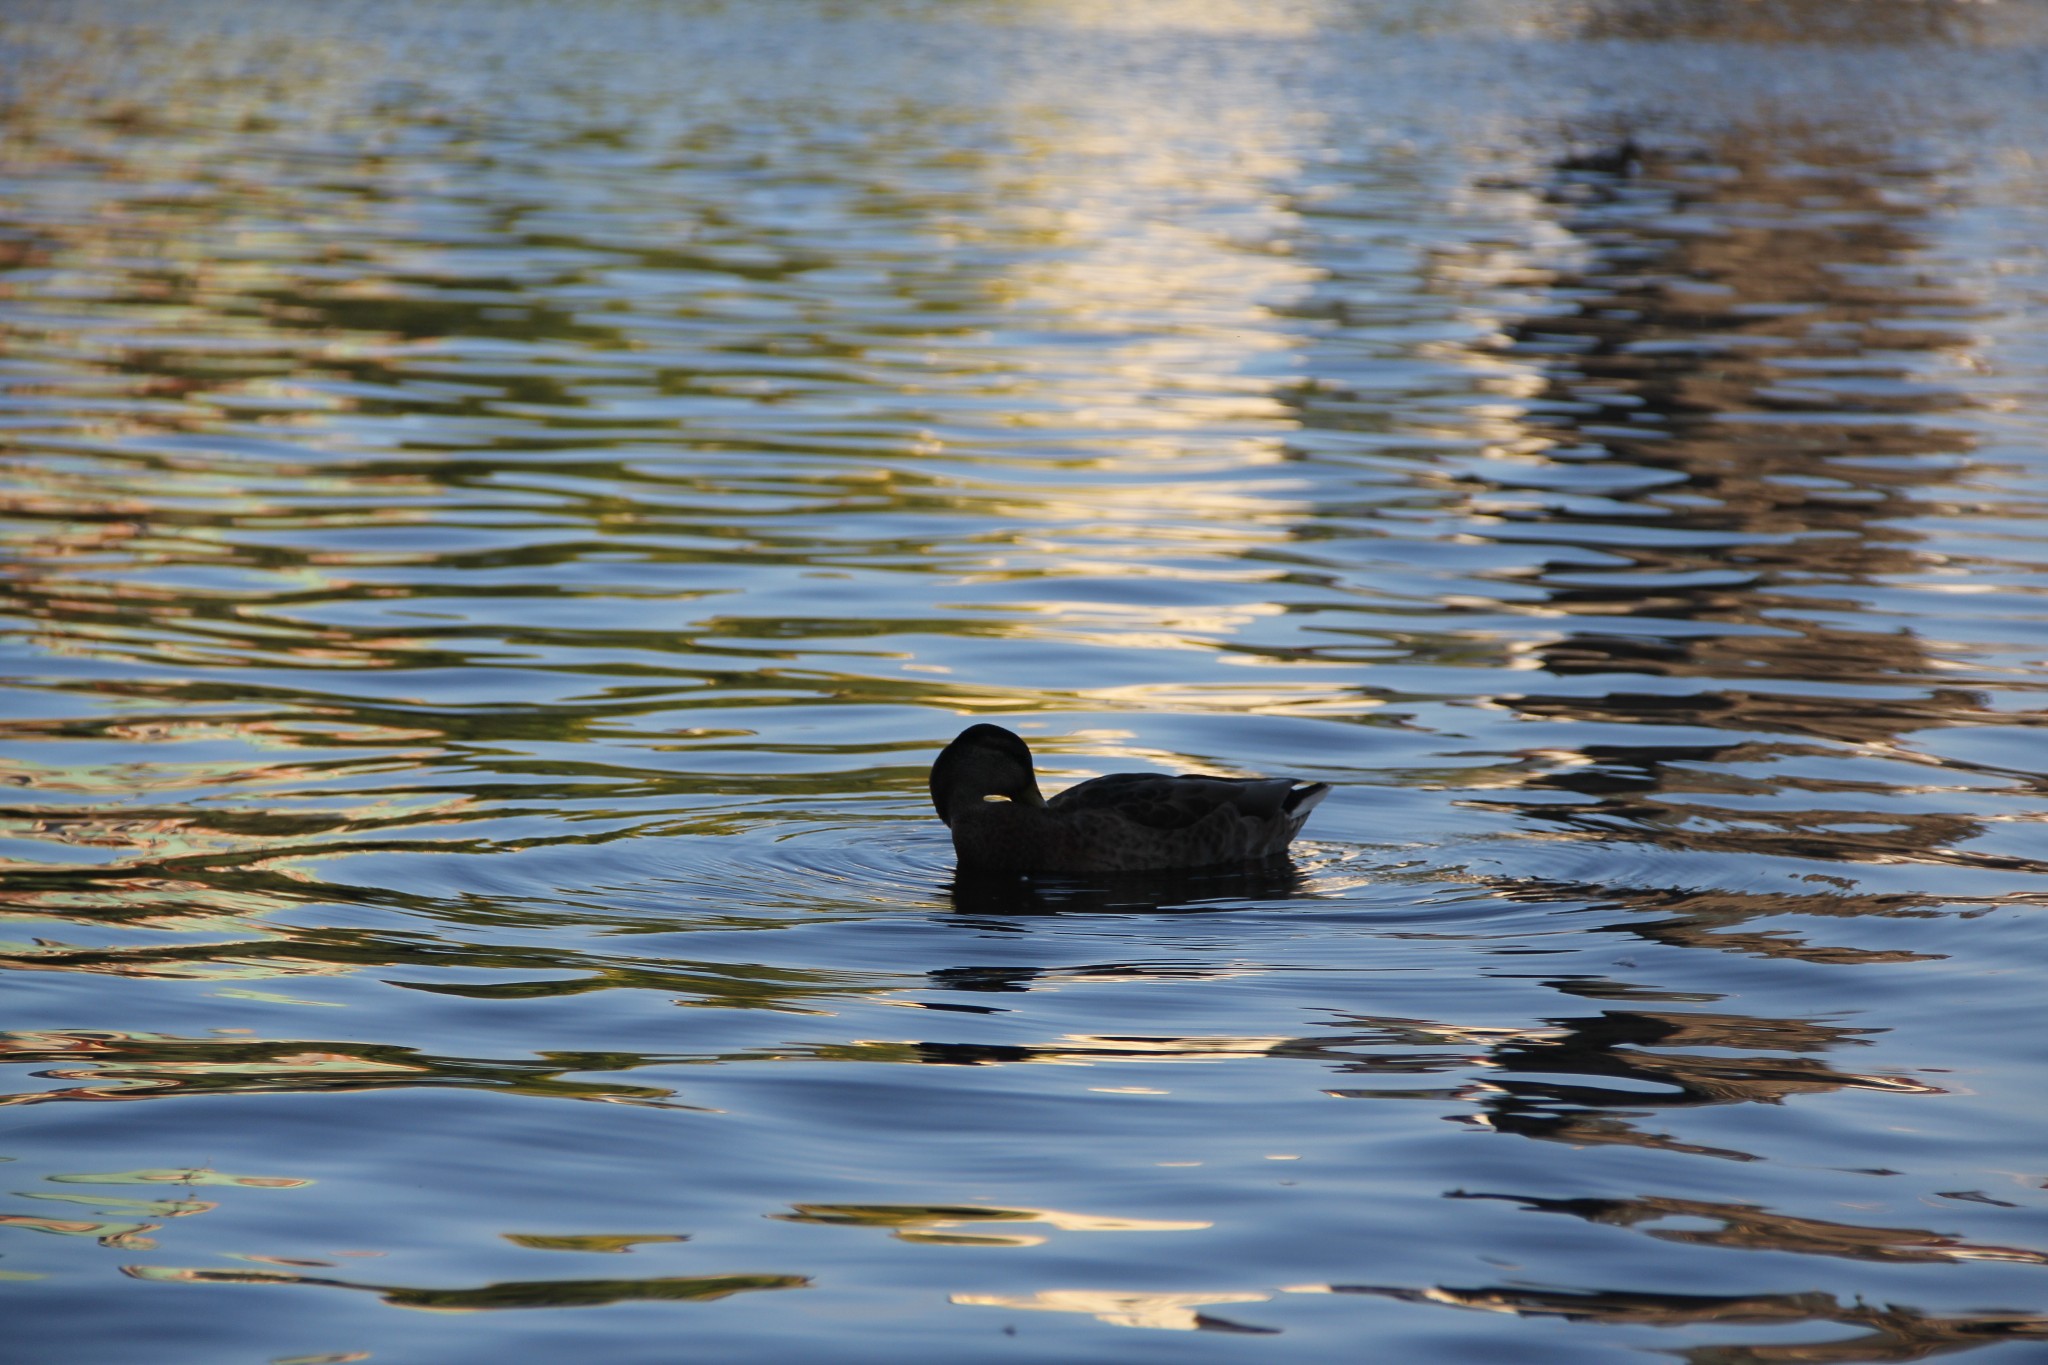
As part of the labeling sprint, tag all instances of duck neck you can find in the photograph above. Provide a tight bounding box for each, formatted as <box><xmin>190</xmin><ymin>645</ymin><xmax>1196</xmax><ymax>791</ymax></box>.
<box><xmin>949</xmin><ymin>794</ymin><xmax>1054</xmax><ymax>872</ymax></box>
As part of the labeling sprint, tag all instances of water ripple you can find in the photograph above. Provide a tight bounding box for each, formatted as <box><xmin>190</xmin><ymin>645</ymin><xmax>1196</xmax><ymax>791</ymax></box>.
<box><xmin>5</xmin><ymin>3</ymin><xmax>2048</xmax><ymax>1361</ymax></box>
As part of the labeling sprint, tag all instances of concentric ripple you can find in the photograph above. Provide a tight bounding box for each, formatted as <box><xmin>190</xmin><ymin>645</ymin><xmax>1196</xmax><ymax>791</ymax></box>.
<box><xmin>4</xmin><ymin>3</ymin><xmax>2048</xmax><ymax>1363</ymax></box>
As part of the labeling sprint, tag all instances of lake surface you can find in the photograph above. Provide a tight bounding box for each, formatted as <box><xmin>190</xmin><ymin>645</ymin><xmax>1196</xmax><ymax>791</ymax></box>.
<box><xmin>4</xmin><ymin>2</ymin><xmax>2048</xmax><ymax>1360</ymax></box>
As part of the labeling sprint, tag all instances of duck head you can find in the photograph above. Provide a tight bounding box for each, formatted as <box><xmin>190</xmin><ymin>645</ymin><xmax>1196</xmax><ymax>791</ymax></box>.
<box><xmin>929</xmin><ymin>724</ymin><xmax>1046</xmax><ymax>827</ymax></box>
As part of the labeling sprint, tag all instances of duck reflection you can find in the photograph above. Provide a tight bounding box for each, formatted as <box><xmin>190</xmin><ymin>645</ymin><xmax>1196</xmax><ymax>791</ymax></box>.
<box><xmin>946</xmin><ymin>855</ymin><xmax>1312</xmax><ymax>917</ymax></box>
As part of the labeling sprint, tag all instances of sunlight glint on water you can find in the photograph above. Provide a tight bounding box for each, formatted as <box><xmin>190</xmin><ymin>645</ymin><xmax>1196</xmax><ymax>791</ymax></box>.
<box><xmin>3</xmin><ymin>2</ymin><xmax>2047</xmax><ymax>1361</ymax></box>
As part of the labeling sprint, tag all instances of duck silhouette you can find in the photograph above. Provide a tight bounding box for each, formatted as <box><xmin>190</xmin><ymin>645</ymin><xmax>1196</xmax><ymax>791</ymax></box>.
<box><xmin>930</xmin><ymin>724</ymin><xmax>1328</xmax><ymax>875</ymax></box>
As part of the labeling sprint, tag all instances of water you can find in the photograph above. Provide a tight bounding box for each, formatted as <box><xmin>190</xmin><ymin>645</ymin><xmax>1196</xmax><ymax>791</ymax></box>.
<box><xmin>4</xmin><ymin>2</ymin><xmax>2047</xmax><ymax>1360</ymax></box>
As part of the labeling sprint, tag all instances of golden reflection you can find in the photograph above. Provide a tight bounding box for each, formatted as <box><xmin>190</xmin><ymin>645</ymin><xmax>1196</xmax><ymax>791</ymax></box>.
<box><xmin>16</xmin><ymin>1192</ymin><xmax>215</xmax><ymax>1220</ymax></box>
<box><xmin>502</xmin><ymin>1233</ymin><xmax>688</xmax><ymax>1254</ymax></box>
<box><xmin>1023</xmin><ymin>0</ymin><xmax>1325</xmax><ymax>38</ymax></box>
<box><xmin>42</xmin><ymin>1167</ymin><xmax>310</xmax><ymax>1189</ymax></box>
<box><xmin>777</xmin><ymin>1031</ymin><xmax>1300</xmax><ymax>1069</ymax></box>
<box><xmin>0</xmin><ymin>876</ymin><xmax>304</xmax><ymax>934</ymax></box>
<box><xmin>0</xmin><ymin>1160</ymin><xmax>308</xmax><ymax>1267</ymax></box>
<box><xmin>0</xmin><ymin>1031</ymin><xmax>692</xmax><ymax>1109</ymax></box>
<box><xmin>0</xmin><ymin>10</ymin><xmax>2041</xmax><ymax>1359</ymax></box>
<box><xmin>0</xmin><ymin>748</ymin><xmax>465</xmax><ymax>877</ymax></box>
<box><xmin>209</xmin><ymin>987</ymin><xmax>345</xmax><ymax>1006</ymax></box>
<box><xmin>2</xmin><ymin>919</ymin><xmax>902</xmax><ymax>1009</ymax></box>
<box><xmin>774</xmin><ymin>1203</ymin><xmax>1208</xmax><ymax>1246</ymax></box>
<box><xmin>1</xmin><ymin>942</ymin><xmax>359</xmax><ymax>985</ymax></box>
<box><xmin>953</xmin><ymin>1288</ymin><xmax>1275</xmax><ymax>1332</ymax></box>
<box><xmin>0</xmin><ymin>1212</ymin><xmax>162</xmax><ymax>1250</ymax></box>
<box><xmin>1066</xmin><ymin>681</ymin><xmax>1377</xmax><ymax>712</ymax></box>
<box><xmin>978</xmin><ymin>601</ymin><xmax>1285</xmax><ymax>654</ymax></box>
<box><xmin>122</xmin><ymin>1264</ymin><xmax>809</xmax><ymax>1311</ymax></box>
<box><xmin>1050</xmin><ymin>1033</ymin><xmax>1293</xmax><ymax>1060</ymax></box>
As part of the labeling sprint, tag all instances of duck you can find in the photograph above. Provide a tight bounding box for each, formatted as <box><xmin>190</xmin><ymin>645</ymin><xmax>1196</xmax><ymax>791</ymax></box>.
<box><xmin>929</xmin><ymin>723</ymin><xmax>1329</xmax><ymax>875</ymax></box>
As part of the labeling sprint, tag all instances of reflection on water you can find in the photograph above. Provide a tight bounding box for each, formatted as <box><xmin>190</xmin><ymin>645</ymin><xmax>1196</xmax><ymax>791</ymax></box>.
<box><xmin>775</xmin><ymin>1202</ymin><xmax>1209</xmax><ymax>1247</ymax></box>
<box><xmin>4</xmin><ymin>1</ymin><xmax>2048</xmax><ymax>1361</ymax></box>
<box><xmin>122</xmin><ymin>1264</ymin><xmax>809</xmax><ymax>1312</ymax></box>
<box><xmin>0</xmin><ymin>1027</ymin><xmax>710</xmax><ymax>1107</ymax></box>
<box><xmin>1295</xmin><ymin>1282</ymin><xmax>2048</xmax><ymax>1364</ymax></box>
<box><xmin>952</xmin><ymin>1287</ymin><xmax>1279</xmax><ymax>1333</ymax></box>
<box><xmin>499</xmin><ymin>1232</ymin><xmax>687</xmax><ymax>1253</ymax></box>
<box><xmin>1453</xmin><ymin>1188</ymin><xmax>2048</xmax><ymax>1267</ymax></box>
<box><xmin>1325</xmin><ymin>1005</ymin><xmax>1944</xmax><ymax>1161</ymax></box>
<box><xmin>947</xmin><ymin>856</ymin><xmax>1318</xmax><ymax>916</ymax></box>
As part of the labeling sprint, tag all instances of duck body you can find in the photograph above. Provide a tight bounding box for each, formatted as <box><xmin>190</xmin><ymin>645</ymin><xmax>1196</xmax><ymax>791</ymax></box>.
<box><xmin>929</xmin><ymin>723</ymin><xmax>1328</xmax><ymax>875</ymax></box>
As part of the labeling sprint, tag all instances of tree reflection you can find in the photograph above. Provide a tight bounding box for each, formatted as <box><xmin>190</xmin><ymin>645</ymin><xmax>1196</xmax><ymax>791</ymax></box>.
<box><xmin>122</xmin><ymin>1263</ymin><xmax>807</xmax><ymax>1310</ymax></box>
<box><xmin>1318</xmin><ymin>1003</ymin><xmax>1937</xmax><ymax>1160</ymax></box>
<box><xmin>1452</xmin><ymin>1189</ymin><xmax>2047</xmax><ymax>1266</ymax></box>
<box><xmin>1301</xmin><ymin>1281</ymin><xmax>2048</xmax><ymax>1364</ymax></box>
<box><xmin>1565</xmin><ymin>0</ymin><xmax>2011</xmax><ymax>46</ymax></box>
<box><xmin>1350</xmin><ymin>102</ymin><xmax>2047</xmax><ymax>962</ymax></box>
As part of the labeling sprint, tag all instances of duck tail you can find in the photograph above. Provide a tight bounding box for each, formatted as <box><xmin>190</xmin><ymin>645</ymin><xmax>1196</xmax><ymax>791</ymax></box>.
<box><xmin>1284</xmin><ymin>782</ymin><xmax>1330</xmax><ymax>816</ymax></box>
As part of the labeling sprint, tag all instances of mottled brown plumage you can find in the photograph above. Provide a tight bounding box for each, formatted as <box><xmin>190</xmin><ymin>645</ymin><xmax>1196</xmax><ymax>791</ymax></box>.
<box><xmin>929</xmin><ymin>723</ymin><xmax>1329</xmax><ymax>875</ymax></box>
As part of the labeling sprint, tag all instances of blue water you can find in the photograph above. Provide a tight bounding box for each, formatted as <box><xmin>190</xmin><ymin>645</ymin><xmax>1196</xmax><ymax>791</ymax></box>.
<box><xmin>3</xmin><ymin>2</ymin><xmax>2047</xmax><ymax>1360</ymax></box>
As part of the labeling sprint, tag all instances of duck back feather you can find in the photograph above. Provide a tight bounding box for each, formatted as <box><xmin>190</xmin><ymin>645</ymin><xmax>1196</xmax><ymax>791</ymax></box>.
<box><xmin>931</xmin><ymin>725</ymin><xmax>1328</xmax><ymax>875</ymax></box>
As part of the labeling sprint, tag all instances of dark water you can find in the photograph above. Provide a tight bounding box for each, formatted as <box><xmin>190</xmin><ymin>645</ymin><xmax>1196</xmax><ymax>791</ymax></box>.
<box><xmin>4</xmin><ymin>2</ymin><xmax>2048</xmax><ymax>1360</ymax></box>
